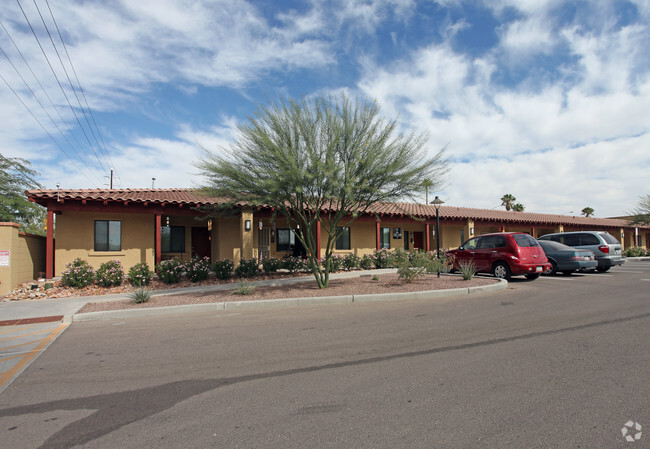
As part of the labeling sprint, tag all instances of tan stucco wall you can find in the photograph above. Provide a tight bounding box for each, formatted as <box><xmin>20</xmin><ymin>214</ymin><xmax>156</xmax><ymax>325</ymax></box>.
<box><xmin>55</xmin><ymin>211</ymin><xmax>155</xmax><ymax>275</ymax></box>
<box><xmin>0</xmin><ymin>223</ymin><xmax>46</xmax><ymax>294</ymax></box>
<box><xmin>213</xmin><ymin>215</ymin><xmax>244</xmax><ymax>261</ymax></box>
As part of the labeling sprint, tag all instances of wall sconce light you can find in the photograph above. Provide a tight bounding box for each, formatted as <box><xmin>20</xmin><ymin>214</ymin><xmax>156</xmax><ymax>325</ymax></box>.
<box><xmin>258</xmin><ymin>220</ymin><xmax>263</xmax><ymax>230</ymax></box>
<box><xmin>470</xmin><ymin>227</ymin><xmax>474</xmax><ymax>236</ymax></box>
<box><xmin>207</xmin><ymin>219</ymin><xmax>212</xmax><ymax>232</ymax></box>
<box><xmin>245</xmin><ymin>220</ymin><xmax>251</xmax><ymax>231</ymax></box>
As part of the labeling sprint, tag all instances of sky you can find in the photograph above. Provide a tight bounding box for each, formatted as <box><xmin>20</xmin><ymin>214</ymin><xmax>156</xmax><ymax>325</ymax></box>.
<box><xmin>1</xmin><ymin>0</ymin><xmax>649</xmax><ymax>217</ymax></box>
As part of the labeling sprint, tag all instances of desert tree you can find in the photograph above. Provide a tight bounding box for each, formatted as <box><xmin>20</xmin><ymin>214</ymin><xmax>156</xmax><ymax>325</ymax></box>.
<box><xmin>581</xmin><ymin>207</ymin><xmax>594</xmax><ymax>217</ymax></box>
<box><xmin>512</xmin><ymin>203</ymin><xmax>525</xmax><ymax>212</ymax></box>
<box><xmin>196</xmin><ymin>94</ymin><xmax>448</xmax><ymax>288</ymax></box>
<box><xmin>628</xmin><ymin>194</ymin><xmax>650</xmax><ymax>226</ymax></box>
<box><xmin>0</xmin><ymin>153</ymin><xmax>45</xmax><ymax>234</ymax></box>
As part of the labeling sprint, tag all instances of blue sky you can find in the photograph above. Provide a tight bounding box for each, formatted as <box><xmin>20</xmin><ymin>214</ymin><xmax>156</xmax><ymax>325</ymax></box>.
<box><xmin>1</xmin><ymin>0</ymin><xmax>649</xmax><ymax>217</ymax></box>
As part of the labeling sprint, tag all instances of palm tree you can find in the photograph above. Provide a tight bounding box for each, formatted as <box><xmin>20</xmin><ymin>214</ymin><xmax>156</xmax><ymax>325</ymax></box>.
<box><xmin>581</xmin><ymin>207</ymin><xmax>594</xmax><ymax>217</ymax></box>
<box><xmin>512</xmin><ymin>203</ymin><xmax>525</xmax><ymax>212</ymax></box>
<box><xmin>422</xmin><ymin>178</ymin><xmax>434</xmax><ymax>204</ymax></box>
<box><xmin>501</xmin><ymin>194</ymin><xmax>516</xmax><ymax>211</ymax></box>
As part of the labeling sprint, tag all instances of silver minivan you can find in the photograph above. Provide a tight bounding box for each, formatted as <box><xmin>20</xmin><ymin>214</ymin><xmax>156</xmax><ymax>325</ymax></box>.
<box><xmin>538</xmin><ymin>231</ymin><xmax>625</xmax><ymax>272</ymax></box>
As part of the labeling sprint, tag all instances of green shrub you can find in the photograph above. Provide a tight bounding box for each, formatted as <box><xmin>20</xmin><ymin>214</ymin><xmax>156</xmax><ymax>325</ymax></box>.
<box><xmin>235</xmin><ymin>258</ymin><xmax>259</xmax><ymax>278</ymax></box>
<box><xmin>360</xmin><ymin>254</ymin><xmax>375</xmax><ymax>270</ymax></box>
<box><xmin>96</xmin><ymin>260</ymin><xmax>124</xmax><ymax>287</ymax></box>
<box><xmin>282</xmin><ymin>255</ymin><xmax>308</xmax><ymax>273</ymax></box>
<box><xmin>342</xmin><ymin>253</ymin><xmax>360</xmax><ymax>271</ymax></box>
<box><xmin>328</xmin><ymin>254</ymin><xmax>344</xmax><ymax>272</ymax></box>
<box><xmin>130</xmin><ymin>287</ymin><xmax>152</xmax><ymax>304</ymax></box>
<box><xmin>61</xmin><ymin>258</ymin><xmax>95</xmax><ymax>288</ymax></box>
<box><xmin>261</xmin><ymin>257</ymin><xmax>282</xmax><ymax>274</ymax></box>
<box><xmin>396</xmin><ymin>251</ymin><xmax>428</xmax><ymax>283</ymax></box>
<box><xmin>391</xmin><ymin>248</ymin><xmax>410</xmax><ymax>267</ymax></box>
<box><xmin>231</xmin><ymin>281</ymin><xmax>255</xmax><ymax>296</ymax></box>
<box><xmin>373</xmin><ymin>249</ymin><xmax>392</xmax><ymax>268</ymax></box>
<box><xmin>458</xmin><ymin>260</ymin><xmax>478</xmax><ymax>280</ymax></box>
<box><xmin>624</xmin><ymin>247</ymin><xmax>648</xmax><ymax>257</ymax></box>
<box><xmin>156</xmin><ymin>258</ymin><xmax>184</xmax><ymax>284</ymax></box>
<box><xmin>185</xmin><ymin>256</ymin><xmax>212</xmax><ymax>282</ymax></box>
<box><xmin>128</xmin><ymin>262</ymin><xmax>153</xmax><ymax>286</ymax></box>
<box><xmin>213</xmin><ymin>259</ymin><xmax>234</xmax><ymax>280</ymax></box>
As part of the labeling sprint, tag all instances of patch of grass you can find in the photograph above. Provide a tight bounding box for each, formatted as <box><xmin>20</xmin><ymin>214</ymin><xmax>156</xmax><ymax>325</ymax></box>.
<box><xmin>372</xmin><ymin>275</ymin><xmax>379</xmax><ymax>281</ymax></box>
<box><xmin>458</xmin><ymin>260</ymin><xmax>478</xmax><ymax>280</ymax></box>
<box><xmin>130</xmin><ymin>287</ymin><xmax>153</xmax><ymax>304</ymax></box>
<box><xmin>232</xmin><ymin>281</ymin><xmax>256</xmax><ymax>296</ymax></box>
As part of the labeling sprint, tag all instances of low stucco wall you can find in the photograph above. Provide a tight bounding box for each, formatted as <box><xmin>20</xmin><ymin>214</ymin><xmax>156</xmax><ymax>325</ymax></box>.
<box><xmin>0</xmin><ymin>223</ymin><xmax>46</xmax><ymax>295</ymax></box>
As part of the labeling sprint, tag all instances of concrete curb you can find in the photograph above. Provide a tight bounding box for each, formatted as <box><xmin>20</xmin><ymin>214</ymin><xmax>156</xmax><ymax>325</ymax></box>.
<box><xmin>72</xmin><ymin>278</ymin><xmax>507</xmax><ymax>322</ymax></box>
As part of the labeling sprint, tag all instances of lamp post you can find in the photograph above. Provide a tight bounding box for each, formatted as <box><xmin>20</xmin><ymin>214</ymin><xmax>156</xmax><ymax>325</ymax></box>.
<box><xmin>430</xmin><ymin>196</ymin><xmax>445</xmax><ymax>277</ymax></box>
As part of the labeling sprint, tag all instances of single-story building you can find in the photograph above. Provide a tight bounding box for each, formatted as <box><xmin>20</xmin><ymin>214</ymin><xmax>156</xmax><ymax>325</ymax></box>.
<box><xmin>25</xmin><ymin>188</ymin><xmax>650</xmax><ymax>279</ymax></box>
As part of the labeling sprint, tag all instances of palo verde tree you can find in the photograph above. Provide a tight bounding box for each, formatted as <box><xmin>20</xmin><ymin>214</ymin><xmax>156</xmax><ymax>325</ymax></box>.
<box><xmin>0</xmin><ymin>153</ymin><xmax>45</xmax><ymax>234</ymax></box>
<box><xmin>628</xmin><ymin>194</ymin><xmax>650</xmax><ymax>226</ymax></box>
<box><xmin>197</xmin><ymin>94</ymin><xmax>448</xmax><ymax>288</ymax></box>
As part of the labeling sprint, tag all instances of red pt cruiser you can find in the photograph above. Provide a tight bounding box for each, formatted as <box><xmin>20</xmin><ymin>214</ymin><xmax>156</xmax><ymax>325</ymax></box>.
<box><xmin>447</xmin><ymin>232</ymin><xmax>551</xmax><ymax>281</ymax></box>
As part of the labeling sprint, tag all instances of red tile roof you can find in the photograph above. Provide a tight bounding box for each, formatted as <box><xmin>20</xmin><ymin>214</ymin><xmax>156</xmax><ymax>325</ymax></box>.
<box><xmin>26</xmin><ymin>188</ymin><xmax>645</xmax><ymax>229</ymax></box>
<box><xmin>26</xmin><ymin>188</ymin><xmax>227</xmax><ymax>206</ymax></box>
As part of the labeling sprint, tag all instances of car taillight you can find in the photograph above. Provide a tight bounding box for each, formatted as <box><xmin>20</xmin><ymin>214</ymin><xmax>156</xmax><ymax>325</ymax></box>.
<box><xmin>598</xmin><ymin>245</ymin><xmax>609</xmax><ymax>254</ymax></box>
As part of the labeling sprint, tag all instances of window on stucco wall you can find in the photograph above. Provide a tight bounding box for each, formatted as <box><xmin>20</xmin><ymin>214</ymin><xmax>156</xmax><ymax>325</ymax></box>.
<box><xmin>94</xmin><ymin>220</ymin><xmax>121</xmax><ymax>251</ymax></box>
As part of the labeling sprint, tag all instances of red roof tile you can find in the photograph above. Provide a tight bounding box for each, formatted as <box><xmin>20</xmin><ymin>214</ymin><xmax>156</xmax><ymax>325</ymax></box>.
<box><xmin>25</xmin><ymin>188</ymin><xmax>646</xmax><ymax>229</ymax></box>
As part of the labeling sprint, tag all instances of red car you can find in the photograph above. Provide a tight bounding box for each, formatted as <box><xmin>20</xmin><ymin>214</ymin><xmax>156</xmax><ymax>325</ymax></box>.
<box><xmin>447</xmin><ymin>232</ymin><xmax>551</xmax><ymax>280</ymax></box>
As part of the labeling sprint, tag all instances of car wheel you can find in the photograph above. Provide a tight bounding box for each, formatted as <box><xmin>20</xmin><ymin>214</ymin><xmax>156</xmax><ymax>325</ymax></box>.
<box><xmin>525</xmin><ymin>273</ymin><xmax>540</xmax><ymax>280</ymax></box>
<box><xmin>596</xmin><ymin>266</ymin><xmax>610</xmax><ymax>272</ymax></box>
<box><xmin>492</xmin><ymin>262</ymin><xmax>511</xmax><ymax>280</ymax></box>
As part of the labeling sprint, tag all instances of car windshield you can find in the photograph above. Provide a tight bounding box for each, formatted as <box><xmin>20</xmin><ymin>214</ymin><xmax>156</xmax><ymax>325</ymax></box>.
<box><xmin>513</xmin><ymin>234</ymin><xmax>539</xmax><ymax>247</ymax></box>
<box><xmin>600</xmin><ymin>232</ymin><xmax>620</xmax><ymax>244</ymax></box>
<box><xmin>539</xmin><ymin>240</ymin><xmax>571</xmax><ymax>250</ymax></box>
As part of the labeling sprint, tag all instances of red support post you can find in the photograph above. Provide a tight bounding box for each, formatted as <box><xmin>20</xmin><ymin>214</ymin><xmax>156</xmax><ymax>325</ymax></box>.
<box><xmin>155</xmin><ymin>214</ymin><xmax>161</xmax><ymax>266</ymax></box>
<box><xmin>376</xmin><ymin>221</ymin><xmax>381</xmax><ymax>250</ymax></box>
<box><xmin>46</xmin><ymin>209</ymin><xmax>54</xmax><ymax>279</ymax></box>
<box><xmin>316</xmin><ymin>221</ymin><xmax>321</xmax><ymax>260</ymax></box>
<box><xmin>425</xmin><ymin>223</ymin><xmax>431</xmax><ymax>252</ymax></box>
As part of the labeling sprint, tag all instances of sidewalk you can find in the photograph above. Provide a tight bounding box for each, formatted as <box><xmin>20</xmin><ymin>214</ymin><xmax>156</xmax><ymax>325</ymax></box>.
<box><xmin>0</xmin><ymin>269</ymin><xmax>399</xmax><ymax>323</ymax></box>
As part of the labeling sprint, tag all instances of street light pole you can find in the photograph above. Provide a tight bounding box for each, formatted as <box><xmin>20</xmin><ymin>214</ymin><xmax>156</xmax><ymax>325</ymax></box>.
<box><xmin>430</xmin><ymin>196</ymin><xmax>445</xmax><ymax>278</ymax></box>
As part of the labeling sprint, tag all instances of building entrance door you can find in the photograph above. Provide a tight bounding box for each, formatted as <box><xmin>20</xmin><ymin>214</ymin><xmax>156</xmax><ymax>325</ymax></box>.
<box><xmin>258</xmin><ymin>227</ymin><xmax>271</xmax><ymax>259</ymax></box>
<box><xmin>191</xmin><ymin>227</ymin><xmax>211</xmax><ymax>260</ymax></box>
<box><xmin>413</xmin><ymin>231</ymin><xmax>424</xmax><ymax>250</ymax></box>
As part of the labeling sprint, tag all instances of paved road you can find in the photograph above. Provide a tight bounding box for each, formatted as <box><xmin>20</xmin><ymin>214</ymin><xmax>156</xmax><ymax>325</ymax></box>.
<box><xmin>0</xmin><ymin>263</ymin><xmax>648</xmax><ymax>448</ymax></box>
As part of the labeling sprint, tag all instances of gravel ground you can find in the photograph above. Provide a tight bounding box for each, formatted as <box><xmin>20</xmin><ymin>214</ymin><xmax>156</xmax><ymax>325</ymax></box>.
<box><xmin>78</xmin><ymin>273</ymin><xmax>497</xmax><ymax>313</ymax></box>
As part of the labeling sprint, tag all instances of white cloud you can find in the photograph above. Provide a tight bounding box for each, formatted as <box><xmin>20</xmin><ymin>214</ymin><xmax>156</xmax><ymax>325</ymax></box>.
<box><xmin>356</xmin><ymin>2</ymin><xmax>650</xmax><ymax>216</ymax></box>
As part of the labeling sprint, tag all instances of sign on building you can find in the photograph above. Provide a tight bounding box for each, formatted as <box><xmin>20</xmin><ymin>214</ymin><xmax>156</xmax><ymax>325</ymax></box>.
<box><xmin>0</xmin><ymin>250</ymin><xmax>9</xmax><ymax>267</ymax></box>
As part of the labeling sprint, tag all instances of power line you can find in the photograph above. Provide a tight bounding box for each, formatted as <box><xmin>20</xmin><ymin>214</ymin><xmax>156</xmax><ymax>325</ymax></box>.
<box><xmin>15</xmin><ymin>0</ymin><xmax>109</xmax><ymax>174</ymax></box>
<box><xmin>0</xmin><ymin>71</ymin><xmax>100</xmax><ymax>187</ymax></box>
<box><xmin>0</xmin><ymin>43</ymin><xmax>105</xmax><ymax>183</ymax></box>
<box><xmin>0</xmin><ymin>19</ymin><xmax>91</xmax><ymax>158</ymax></box>
<box><xmin>44</xmin><ymin>0</ymin><xmax>116</xmax><ymax>172</ymax></box>
<box><xmin>31</xmin><ymin>0</ymin><xmax>113</xmax><ymax>173</ymax></box>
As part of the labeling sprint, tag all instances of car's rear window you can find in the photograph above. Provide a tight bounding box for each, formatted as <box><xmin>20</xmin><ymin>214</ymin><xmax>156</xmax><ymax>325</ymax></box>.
<box><xmin>539</xmin><ymin>240</ymin><xmax>569</xmax><ymax>250</ymax></box>
<box><xmin>599</xmin><ymin>232</ymin><xmax>620</xmax><ymax>244</ymax></box>
<box><xmin>513</xmin><ymin>234</ymin><xmax>539</xmax><ymax>247</ymax></box>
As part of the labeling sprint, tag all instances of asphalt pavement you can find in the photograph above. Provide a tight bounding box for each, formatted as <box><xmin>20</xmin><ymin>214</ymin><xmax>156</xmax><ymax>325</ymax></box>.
<box><xmin>1</xmin><ymin>260</ymin><xmax>648</xmax><ymax>448</ymax></box>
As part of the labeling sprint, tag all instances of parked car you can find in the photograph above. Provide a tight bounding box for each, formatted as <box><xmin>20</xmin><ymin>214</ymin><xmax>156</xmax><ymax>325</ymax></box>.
<box><xmin>538</xmin><ymin>231</ymin><xmax>625</xmax><ymax>272</ymax></box>
<box><xmin>537</xmin><ymin>240</ymin><xmax>597</xmax><ymax>275</ymax></box>
<box><xmin>447</xmin><ymin>232</ymin><xmax>551</xmax><ymax>281</ymax></box>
